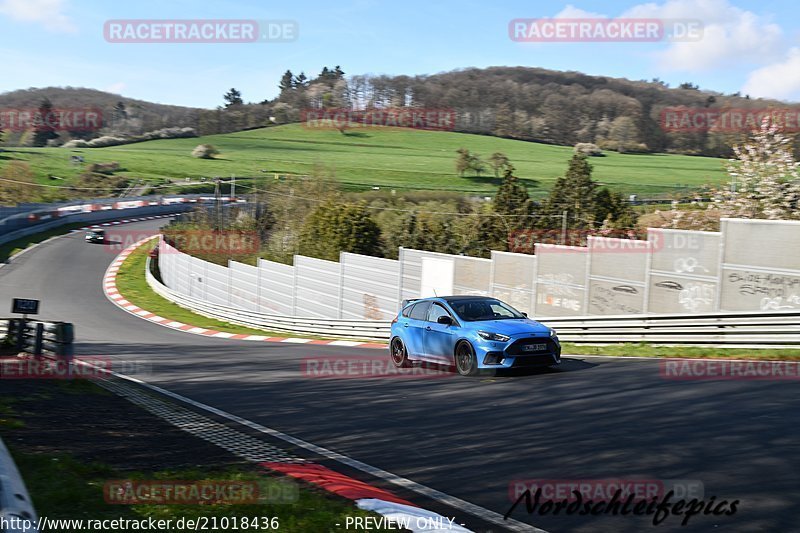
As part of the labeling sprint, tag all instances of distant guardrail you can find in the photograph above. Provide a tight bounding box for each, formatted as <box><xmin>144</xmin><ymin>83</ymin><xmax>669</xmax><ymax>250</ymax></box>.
<box><xmin>0</xmin><ymin>438</ymin><xmax>38</xmax><ymax>533</ymax></box>
<box><xmin>144</xmin><ymin>256</ymin><xmax>800</xmax><ymax>347</ymax></box>
<box><xmin>0</xmin><ymin>194</ymin><xmax>250</xmax><ymax>246</ymax></box>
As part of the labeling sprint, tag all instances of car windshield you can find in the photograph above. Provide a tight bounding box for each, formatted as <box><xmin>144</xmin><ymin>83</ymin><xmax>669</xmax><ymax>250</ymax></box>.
<box><xmin>447</xmin><ymin>299</ymin><xmax>525</xmax><ymax>321</ymax></box>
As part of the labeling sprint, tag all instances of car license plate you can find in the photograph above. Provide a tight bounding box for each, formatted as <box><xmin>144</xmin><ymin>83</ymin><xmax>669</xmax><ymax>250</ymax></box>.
<box><xmin>523</xmin><ymin>343</ymin><xmax>547</xmax><ymax>352</ymax></box>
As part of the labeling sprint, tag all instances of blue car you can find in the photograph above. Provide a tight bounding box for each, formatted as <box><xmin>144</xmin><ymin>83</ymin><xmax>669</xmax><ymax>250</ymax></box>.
<box><xmin>390</xmin><ymin>295</ymin><xmax>561</xmax><ymax>376</ymax></box>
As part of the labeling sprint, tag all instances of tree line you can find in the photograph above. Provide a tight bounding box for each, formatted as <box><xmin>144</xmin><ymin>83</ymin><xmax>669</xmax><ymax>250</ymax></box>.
<box><xmin>4</xmin><ymin>66</ymin><xmax>798</xmax><ymax>157</ymax></box>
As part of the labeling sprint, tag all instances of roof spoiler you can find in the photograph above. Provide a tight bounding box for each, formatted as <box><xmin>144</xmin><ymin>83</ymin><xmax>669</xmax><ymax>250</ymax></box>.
<box><xmin>400</xmin><ymin>298</ymin><xmax>419</xmax><ymax>309</ymax></box>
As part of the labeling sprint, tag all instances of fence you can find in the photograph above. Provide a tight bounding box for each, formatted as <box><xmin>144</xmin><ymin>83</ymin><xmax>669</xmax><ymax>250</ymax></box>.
<box><xmin>147</xmin><ymin>260</ymin><xmax>800</xmax><ymax>346</ymax></box>
<box><xmin>155</xmin><ymin>218</ymin><xmax>800</xmax><ymax>321</ymax></box>
<box><xmin>147</xmin><ymin>259</ymin><xmax>390</xmax><ymax>340</ymax></box>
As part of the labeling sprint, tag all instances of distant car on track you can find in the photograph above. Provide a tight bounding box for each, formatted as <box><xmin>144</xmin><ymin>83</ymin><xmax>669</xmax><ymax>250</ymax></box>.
<box><xmin>390</xmin><ymin>295</ymin><xmax>561</xmax><ymax>376</ymax></box>
<box><xmin>85</xmin><ymin>229</ymin><xmax>105</xmax><ymax>244</ymax></box>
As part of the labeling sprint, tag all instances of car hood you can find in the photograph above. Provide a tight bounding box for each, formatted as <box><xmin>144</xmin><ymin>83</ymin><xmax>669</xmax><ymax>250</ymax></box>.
<box><xmin>468</xmin><ymin>319</ymin><xmax>551</xmax><ymax>336</ymax></box>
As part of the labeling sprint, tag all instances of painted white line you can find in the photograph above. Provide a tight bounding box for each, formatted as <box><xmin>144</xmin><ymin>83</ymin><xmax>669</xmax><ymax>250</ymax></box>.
<box><xmin>188</xmin><ymin>327</ymin><xmax>207</xmax><ymax>334</ymax></box>
<box><xmin>283</xmin><ymin>338</ymin><xmax>312</xmax><ymax>344</ymax></box>
<box><xmin>213</xmin><ymin>332</ymin><xmax>236</xmax><ymax>338</ymax></box>
<box><xmin>105</xmin><ymin>371</ymin><xmax>542</xmax><ymax>533</ymax></box>
<box><xmin>167</xmin><ymin>321</ymin><xmax>185</xmax><ymax>328</ymax></box>
<box><xmin>247</xmin><ymin>335</ymin><xmax>268</xmax><ymax>341</ymax></box>
<box><xmin>328</xmin><ymin>340</ymin><xmax>362</xmax><ymax>347</ymax></box>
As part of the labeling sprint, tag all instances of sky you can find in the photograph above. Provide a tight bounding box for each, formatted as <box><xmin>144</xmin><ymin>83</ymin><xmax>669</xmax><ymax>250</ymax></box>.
<box><xmin>1</xmin><ymin>0</ymin><xmax>799</xmax><ymax>108</ymax></box>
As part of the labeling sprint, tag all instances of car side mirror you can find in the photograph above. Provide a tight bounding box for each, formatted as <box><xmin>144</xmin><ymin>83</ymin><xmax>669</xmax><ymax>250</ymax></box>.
<box><xmin>522</xmin><ymin>312</ymin><xmax>528</xmax><ymax>317</ymax></box>
<box><xmin>437</xmin><ymin>315</ymin><xmax>453</xmax><ymax>326</ymax></box>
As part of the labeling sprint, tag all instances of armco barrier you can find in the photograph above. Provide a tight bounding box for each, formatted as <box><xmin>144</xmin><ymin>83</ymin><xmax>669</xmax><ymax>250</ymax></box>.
<box><xmin>146</xmin><ymin>258</ymin><xmax>391</xmax><ymax>341</ymax></box>
<box><xmin>4</xmin><ymin>319</ymin><xmax>74</xmax><ymax>358</ymax></box>
<box><xmin>542</xmin><ymin>310</ymin><xmax>800</xmax><ymax>346</ymax></box>
<box><xmin>0</xmin><ymin>203</ymin><xmax>194</xmax><ymax>248</ymax></box>
<box><xmin>0</xmin><ymin>437</ymin><xmax>38</xmax><ymax>533</ymax></box>
<box><xmin>145</xmin><ymin>256</ymin><xmax>800</xmax><ymax>347</ymax></box>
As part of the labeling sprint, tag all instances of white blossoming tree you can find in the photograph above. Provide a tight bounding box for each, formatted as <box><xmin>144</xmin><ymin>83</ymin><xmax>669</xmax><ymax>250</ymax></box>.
<box><xmin>714</xmin><ymin>117</ymin><xmax>800</xmax><ymax>220</ymax></box>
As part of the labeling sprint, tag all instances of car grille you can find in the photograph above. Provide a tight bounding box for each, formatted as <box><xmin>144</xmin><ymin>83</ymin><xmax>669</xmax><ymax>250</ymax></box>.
<box><xmin>505</xmin><ymin>337</ymin><xmax>558</xmax><ymax>356</ymax></box>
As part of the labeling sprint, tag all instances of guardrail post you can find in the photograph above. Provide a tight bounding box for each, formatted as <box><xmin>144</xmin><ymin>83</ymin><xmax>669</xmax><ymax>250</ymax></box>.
<box><xmin>33</xmin><ymin>322</ymin><xmax>44</xmax><ymax>358</ymax></box>
<box><xmin>13</xmin><ymin>319</ymin><xmax>25</xmax><ymax>352</ymax></box>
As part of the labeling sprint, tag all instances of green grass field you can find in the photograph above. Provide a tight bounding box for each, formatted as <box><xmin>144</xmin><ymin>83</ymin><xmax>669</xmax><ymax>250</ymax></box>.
<box><xmin>1</xmin><ymin>123</ymin><xmax>728</xmax><ymax>197</ymax></box>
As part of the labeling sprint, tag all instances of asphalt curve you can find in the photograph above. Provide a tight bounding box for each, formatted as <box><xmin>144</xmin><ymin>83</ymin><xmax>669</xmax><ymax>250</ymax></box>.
<box><xmin>1</xmin><ymin>220</ymin><xmax>798</xmax><ymax>533</ymax></box>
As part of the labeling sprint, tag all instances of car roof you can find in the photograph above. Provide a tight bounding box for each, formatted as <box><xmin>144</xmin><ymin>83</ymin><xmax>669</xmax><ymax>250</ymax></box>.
<box><xmin>441</xmin><ymin>295</ymin><xmax>495</xmax><ymax>302</ymax></box>
<box><xmin>408</xmin><ymin>296</ymin><xmax>496</xmax><ymax>302</ymax></box>
<box><xmin>402</xmin><ymin>295</ymin><xmax>496</xmax><ymax>308</ymax></box>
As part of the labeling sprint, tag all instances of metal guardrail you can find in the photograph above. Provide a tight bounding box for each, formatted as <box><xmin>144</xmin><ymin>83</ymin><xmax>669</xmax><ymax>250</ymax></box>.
<box><xmin>146</xmin><ymin>257</ymin><xmax>800</xmax><ymax>346</ymax></box>
<box><xmin>540</xmin><ymin>311</ymin><xmax>800</xmax><ymax>346</ymax></box>
<box><xmin>3</xmin><ymin>319</ymin><xmax>74</xmax><ymax>358</ymax></box>
<box><xmin>0</xmin><ymin>437</ymin><xmax>38</xmax><ymax>533</ymax></box>
<box><xmin>146</xmin><ymin>258</ymin><xmax>390</xmax><ymax>341</ymax></box>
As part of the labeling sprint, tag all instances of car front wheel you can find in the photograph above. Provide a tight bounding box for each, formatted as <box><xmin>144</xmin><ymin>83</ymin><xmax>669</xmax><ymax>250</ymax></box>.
<box><xmin>455</xmin><ymin>342</ymin><xmax>479</xmax><ymax>376</ymax></box>
<box><xmin>390</xmin><ymin>338</ymin><xmax>411</xmax><ymax>368</ymax></box>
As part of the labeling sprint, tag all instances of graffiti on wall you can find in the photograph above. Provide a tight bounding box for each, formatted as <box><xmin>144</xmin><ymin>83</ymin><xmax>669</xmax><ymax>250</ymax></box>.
<box><xmin>589</xmin><ymin>284</ymin><xmax>643</xmax><ymax>314</ymax></box>
<box><xmin>723</xmin><ymin>270</ymin><xmax>800</xmax><ymax>311</ymax></box>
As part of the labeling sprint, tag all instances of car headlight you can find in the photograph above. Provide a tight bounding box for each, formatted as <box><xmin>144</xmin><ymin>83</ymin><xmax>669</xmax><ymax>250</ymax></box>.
<box><xmin>549</xmin><ymin>328</ymin><xmax>558</xmax><ymax>338</ymax></box>
<box><xmin>477</xmin><ymin>331</ymin><xmax>510</xmax><ymax>342</ymax></box>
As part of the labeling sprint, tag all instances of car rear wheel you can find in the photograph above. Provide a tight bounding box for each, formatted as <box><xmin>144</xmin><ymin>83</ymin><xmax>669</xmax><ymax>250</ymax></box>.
<box><xmin>390</xmin><ymin>338</ymin><xmax>411</xmax><ymax>368</ymax></box>
<box><xmin>455</xmin><ymin>342</ymin><xmax>479</xmax><ymax>376</ymax></box>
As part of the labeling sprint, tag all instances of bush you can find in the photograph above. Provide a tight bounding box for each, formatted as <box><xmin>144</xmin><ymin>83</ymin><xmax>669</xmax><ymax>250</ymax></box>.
<box><xmin>59</xmin><ymin>127</ymin><xmax>197</xmax><ymax>149</ymax></box>
<box><xmin>86</xmin><ymin>162</ymin><xmax>120</xmax><ymax>174</ymax></box>
<box><xmin>597</xmin><ymin>140</ymin><xmax>650</xmax><ymax>153</ymax></box>
<box><xmin>86</xmin><ymin>135</ymin><xmax>128</xmax><ymax>148</ymax></box>
<box><xmin>62</xmin><ymin>139</ymin><xmax>89</xmax><ymax>148</ymax></box>
<box><xmin>192</xmin><ymin>144</ymin><xmax>219</xmax><ymax>159</ymax></box>
<box><xmin>574</xmin><ymin>143</ymin><xmax>603</xmax><ymax>156</ymax></box>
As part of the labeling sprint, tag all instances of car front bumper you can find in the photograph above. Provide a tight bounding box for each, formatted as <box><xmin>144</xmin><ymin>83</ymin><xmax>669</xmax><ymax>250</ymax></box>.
<box><xmin>474</xmin><ymin>335</ymin><xmax>561</xmax><ymax>369</ymax></box>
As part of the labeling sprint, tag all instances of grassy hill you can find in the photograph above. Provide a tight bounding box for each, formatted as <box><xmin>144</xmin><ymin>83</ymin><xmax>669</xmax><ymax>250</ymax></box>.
<box><xmin>0</xmin><ymin>123</ymin><xmax>727</xmax><ymax>198</ymax></box>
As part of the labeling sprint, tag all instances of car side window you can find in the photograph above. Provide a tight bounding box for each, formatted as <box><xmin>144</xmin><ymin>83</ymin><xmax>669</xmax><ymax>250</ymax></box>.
<box><xmin>401</xmin><ymin>304</ymin><xmax>415</xmax><ymax>318</ymax></box>
<box><xmin>409</xmin><ymin>301</ymin><xmax>431</xmax><ymax>321</ymax></box>
<box><xmin>427</xmin><ymin>303</ymin><xmax>452</xmax><ymax>323</ymax></box>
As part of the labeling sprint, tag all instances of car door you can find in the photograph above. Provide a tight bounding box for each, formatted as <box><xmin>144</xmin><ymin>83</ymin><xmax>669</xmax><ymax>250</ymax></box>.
<box><xmin>423</xmin><ymin>303</ymin><xmax>458</xmax><ymax>362</ymax></box>
<box><xmin>403</xmin><ymin>301</ymin><xmax>431</xmax><ymax>357</ymax></box>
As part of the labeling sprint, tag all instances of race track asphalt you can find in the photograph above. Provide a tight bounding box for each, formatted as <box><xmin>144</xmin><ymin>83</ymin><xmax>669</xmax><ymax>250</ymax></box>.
<box><xmin>1</xmin><ymin>219</ymin><xmax>798</xmax><ymax>532</ymax></box>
